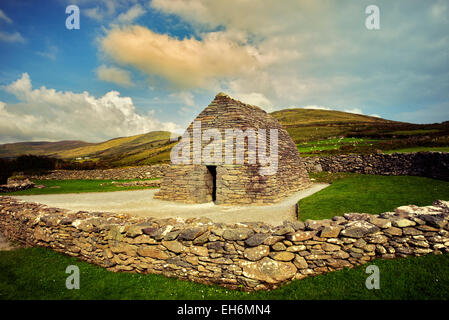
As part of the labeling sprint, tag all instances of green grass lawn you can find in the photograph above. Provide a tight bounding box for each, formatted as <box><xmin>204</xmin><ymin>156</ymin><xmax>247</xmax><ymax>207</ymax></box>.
<box><xmin>297</xmin><ymin>137</ymin><xmax>379</xmax><ymax>156</ymax></box>
<box><xmin>300</xmin><ymin>173</ymin><xmax>449</xmax><ymax>221</ymax></box>
<box><xmin>0</xmin><ymin>179</ymin><xmax>158</xmax><ymax>196</ymax></box>
<box><xmin>1</xmin><ymin>247</ymin><xmax>448</xmax><ymax>300</ymax></box>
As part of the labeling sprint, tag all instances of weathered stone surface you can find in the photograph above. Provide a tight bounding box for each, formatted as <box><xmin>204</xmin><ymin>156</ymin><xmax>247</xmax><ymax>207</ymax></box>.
<box><xmin>128</xmin><ymin>234</ymin><xmax>157</xmax><ymax>244</ymax></box>
<box><xmin>162</xmin><ymin>240</ymin><xmax>185</xmax><ymax>253</ymax></box>
<box><xmin>222</xmin><ymin>228</ymin><xmax>253</xmax><ymax>241</ymax></box>
<box><xmin>322</xmin><ymin>243</ymin><xmax>340</xmax><ymax>252</ymax></box>
<box><xmin>286</xmin><ymin>245</ymin><xmax>306</xmax><ymax>252</ymax></box>
<box><xmin>320</xmin><ymin>226</ymin><xmax>342</xmax><ymax>238</ymax></box>
<box><xmin>263</xmin><ymin>235</ymin><xmax>284</xmax><ymax>245</ymax></box>
<box><xmin>392</xmin><ymin>219</ymin><xmax>416</xmax><ymax>228</ymax></box>
<box><xmin>272</xmin><ymin>242</ymin><xmax>287</xmax><ymax>251</ymax></box>
<box><xmin>110</xmin><ymin>243</ymin><xmax>137</xmax><ymax>256</ymax></box>
<box><xmin>332</xmin><ymin>251</ymin><xmax>350</xmax><ymax>259</ymax></box>
<box><xmin>305</xmin><ymin>219</ymin><xmax>331</xmax><ymax>231</ymax></box>
<box><xmin>403</xmin><ymin>227</ymin><xmax>422</xmax><ymax>236</ymax></box>
<box><xmin>126</xmin><ymin>225</ymin><xmax>144</xmax><ymax>238</ymax></box>
<box><xmin>284</xmin><ymin>220</ymin><xmax>305</xmax><ymax>231</ymax></box>
<box><xmin>340</xmin><ymin>221</ymin><xmax>379</xmax><ymax>238</ymax></box>
<box><xmin>285</xmin><ymin>231</ymin><xmax>317</xmax><ymax>242</ymax></box>
<box><xmin>245</xmin><ymin>233</ymin><xmax>270</xmax><ymax>247</ymax></box>
<box><xmin>421</xmin><ymin>215</ymin><xmax>447</xmax><ymax>229</ymax></box>
<box><xmin>143</xmin><ymin>225</ymin><xmax>173</xmax><ymax>240</ymax></box>
<box><xmin>274</xmin><ymin>225</ymin><xmax>295</xmax><ymax>236</ymax></box>
<box><xmin>293</xmin><ymin>255</ymin><xmax>308</xmax><ymax>269</ymax></box>
<box><xmin>137</xmin><ymin>246</ymin><xmax>168</xmax><ymax>259</ymax></box>
<box><xmin>179</xmin><ymin>227</ymin><xmax>206</xmax><ymax>240</ymax></box>
<box><xmin>369</xmin><ymin>217</ymin><xmax>392</xmax><ymax>229</ymax></box>
<box><xmin>190</xmin><ymin>246</ymin><xmax>209</xmax><ymax>257</ymax></box>
<box><xmin>193</xmin><ymin>231</ymin><xmax>210</xmax><ymax>245</ymax></box>
<box><xmin>305</xmin><ymin>254</ymin><xmax>331</xmax><ymax>260</ymax></box>
<box><xmin>240</xmin><ymin>257</ymin><xmax>297</xmax><ymax>284</ymax></box>
<box><xmin>384</xmin><ymin>227</ymin><xmax>402</xmax><ymax>236</ymax></box>
<box><xmin>270</xmin><ymin>251</ymin><xmax>295</xmax><ymax>261</ymax></box>
<box><xmin>243</xmin><ymin>245</ymin><xmax>270</xmax><ymax>261</ymax></box>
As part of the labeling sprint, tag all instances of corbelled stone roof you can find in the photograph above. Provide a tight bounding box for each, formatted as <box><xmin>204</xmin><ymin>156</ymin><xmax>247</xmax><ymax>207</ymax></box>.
<box><xmin>180</xmin><ymin>92</ymin><xmax>302</xmax><ymax>165</ymax></box>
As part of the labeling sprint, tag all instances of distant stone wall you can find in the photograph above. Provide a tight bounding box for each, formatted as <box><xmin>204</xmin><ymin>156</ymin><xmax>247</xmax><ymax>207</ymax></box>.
<box><xmin>0</xmin><ymin>179</ymin><xmax>35</xmax><ymax>193</ymax></box>
<box><xmin>1</xmin><ymin>196</ymin><xmax>448</xmax><ymax>291</ymax></box>
<box><xmin>302</xmin><ymin>152</ymin><xmax>449</xmax><ymax>181</ymax></box>
<box><xmin>28</xmin><ymin>164</ymin><xmax>169</xmax><ymax>180</ymax></box>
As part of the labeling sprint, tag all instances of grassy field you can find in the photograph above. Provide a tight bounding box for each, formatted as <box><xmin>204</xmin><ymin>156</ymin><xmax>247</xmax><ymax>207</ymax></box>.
<box><xmin>0</xmin><ymin>179</ymin><xmax>158</xmax><ymax>196</ymax></box>
<box><xmin>1</xmin><ymin>247</ymin><xmax>448</xmax><ymax>300</ymax></box>
<box><xmin>297</xmin><ymin>138</ymin><xmax>378</xmax><ymax>156</ymax></box>
<box><xmin>300</xmin><ymin>173</ymin><xmax>449</xmax><ymax>221</ymax></box>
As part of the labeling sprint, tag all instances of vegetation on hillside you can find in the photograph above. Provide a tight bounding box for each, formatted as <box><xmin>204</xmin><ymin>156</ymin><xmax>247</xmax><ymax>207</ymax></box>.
<box><xmin>1</xmin><ymin>109</ymin><xmax>448</xmax><ymax>167</ymax></box>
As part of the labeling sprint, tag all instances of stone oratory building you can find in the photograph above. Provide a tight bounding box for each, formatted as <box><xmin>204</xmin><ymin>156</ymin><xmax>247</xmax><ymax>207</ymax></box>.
<box><xmin>154</xmin><ymin>93</ymin><xmax>311</xmax><ymax>205</ymax></box>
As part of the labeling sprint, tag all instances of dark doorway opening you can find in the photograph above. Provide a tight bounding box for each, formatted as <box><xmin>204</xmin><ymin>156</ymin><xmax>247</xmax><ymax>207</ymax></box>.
<box><xmin>207</xmin><ymin>165</ymin><xmax>217</xmax><ymax>202</ymax></box>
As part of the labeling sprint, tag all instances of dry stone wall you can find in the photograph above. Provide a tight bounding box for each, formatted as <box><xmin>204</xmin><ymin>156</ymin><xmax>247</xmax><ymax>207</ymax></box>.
<box><xmin>0</xmin><ymin>179</ymin><xmax>35</xmax><ymax>193</ymax></box>
<box><xmin>1</xmin><ymin>196</ymin><xmax>449</xmax><ymax>291</ymax></box>
<box><xmin>302</xmin><ymin>152</ymin><xmax>449</xmax><ymax>181</ymax></box>
<box><xmin>28</xmin><ymin>164</ymin><xmax>169</xmax><ymax>180</ymax></box>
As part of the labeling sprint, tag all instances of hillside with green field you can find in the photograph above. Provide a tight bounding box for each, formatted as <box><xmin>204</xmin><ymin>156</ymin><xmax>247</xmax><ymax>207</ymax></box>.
<box><xmin>1</xmin><ymin>109</ymin><xmax>448</xmax><ymax>166</ymax></box>
<box><xmin>0</xmin><ymin>131</ymin><xmax>176</xmax><ymax>167</ymax></box>
<box><xmin>271</xmin><ymin>108</ymin><xmax>449</xmax><ymax>156</ymax></box>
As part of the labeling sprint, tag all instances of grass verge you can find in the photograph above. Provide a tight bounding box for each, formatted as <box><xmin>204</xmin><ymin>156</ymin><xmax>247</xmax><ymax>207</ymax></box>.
<box><xmin>300</xmin><ymin>174</ymin><xmax>449</xmax><ymax>221</ymax></box>
<box><xmin>0</xmin><ymin>179</ymin><xmax>158</xmax><ymax>196</ymax></box>
<box><xmin>0</xmin><ymin>247</ymin><xmax>448</xmax><ymax>300</ymax></box>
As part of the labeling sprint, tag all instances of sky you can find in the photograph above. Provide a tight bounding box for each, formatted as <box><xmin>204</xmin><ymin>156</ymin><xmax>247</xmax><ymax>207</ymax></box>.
<box><xmin>0</xmin><ymin>0</ymin><xmax>448</xmax><ymax>143</ymax></box>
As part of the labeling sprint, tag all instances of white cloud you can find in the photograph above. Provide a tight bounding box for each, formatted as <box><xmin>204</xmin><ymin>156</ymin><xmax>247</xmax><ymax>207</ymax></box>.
<box><xmin>0</xmin><ymin>9</ymin><xmax>13</xmax><ymax>24</ymax></box>
<box><xmin>36</xmin><ymin>44</ymin><xmax>58</xmax><ymax>60</ymax></box>
<box><xmin>302</xmin><ymin>105</ymin><xmax>331</xmax><ymax>111</ymax></box>
<box><xmin>149</xmin><ymin>0</ymin><xmax>323</xmax><ymax>36</ymax></box>
<box><xmin>170</xmin><ymin>91</ymin><xmax>195</xmax><ymax>107</ymax></box>
<box><xmin>100</xmin><ymin>26</ymin><xmax>260</xmax><ymax>88</ymax></box>
<box><xmin>0</xmin><ymin>73</ymin><xmax>180</xmax><ymax>143</ymax></box>
<box><xmin>78</xmin><ymin>0</ymin><xmax>144</xmax><ymax>22</ymax></box>
<box><xmin>115</xmin><ymin>3</ymin><xmax>146</xmax><ymax>24</ymax></box>
<box><xmin>231</xmin><ymin>92</ymin><xmax>274</xmax><ymax>112</ymax></box>
<box><xmin>84</xmin><ymin>7</ymin><xmax>104</xmax><ymax>21</ymax></box>
<box><xmin>343</xmin><ymin>107</ymin><xmax>364</xmax><ymax>115</ymax></box>
<box><xmin>430</xmin><ymin>0</ymin><xmax>449</xmax><ymax>22</ymax></box>
<box><xmin>0</xmin><ymin>31</ymin><xmax>25</xmax><ymax>43</ymax></box>
<box><xmin>96</xmin><ymin>65</ymin><xmax>133</xmax><ymax>86</ymax></box>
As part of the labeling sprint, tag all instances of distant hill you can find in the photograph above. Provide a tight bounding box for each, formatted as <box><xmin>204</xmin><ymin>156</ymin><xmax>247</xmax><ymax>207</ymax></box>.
<box><xmin>271</xmin><ymin>108</ymin><xmax>414</xmax><ymax>143</ymax></box>
<box><xmin>271</xmin><ymin>107</ymin><xmax>397</xmax><ymax>125</ymax></box>
<box><xmin>1</xmin><ymin>108</ymin><xmax>448</xmax><ymax>166</ymax></box>
<box><xmin>0</xmin><ymin>131</ymin><xmax>176</xmax><ymax>166</ymax></box>
<box><xmin>0</xmin><ymin>140</ymin><xmax>92</xmax><ymax>158</ymax></box>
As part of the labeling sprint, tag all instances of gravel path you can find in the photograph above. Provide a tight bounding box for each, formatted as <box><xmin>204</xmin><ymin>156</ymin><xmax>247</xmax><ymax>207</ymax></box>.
<box><xmin>13</xmin><ymin>183</ymin><xmax>329</xmax><ymax>226</ymax></box>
